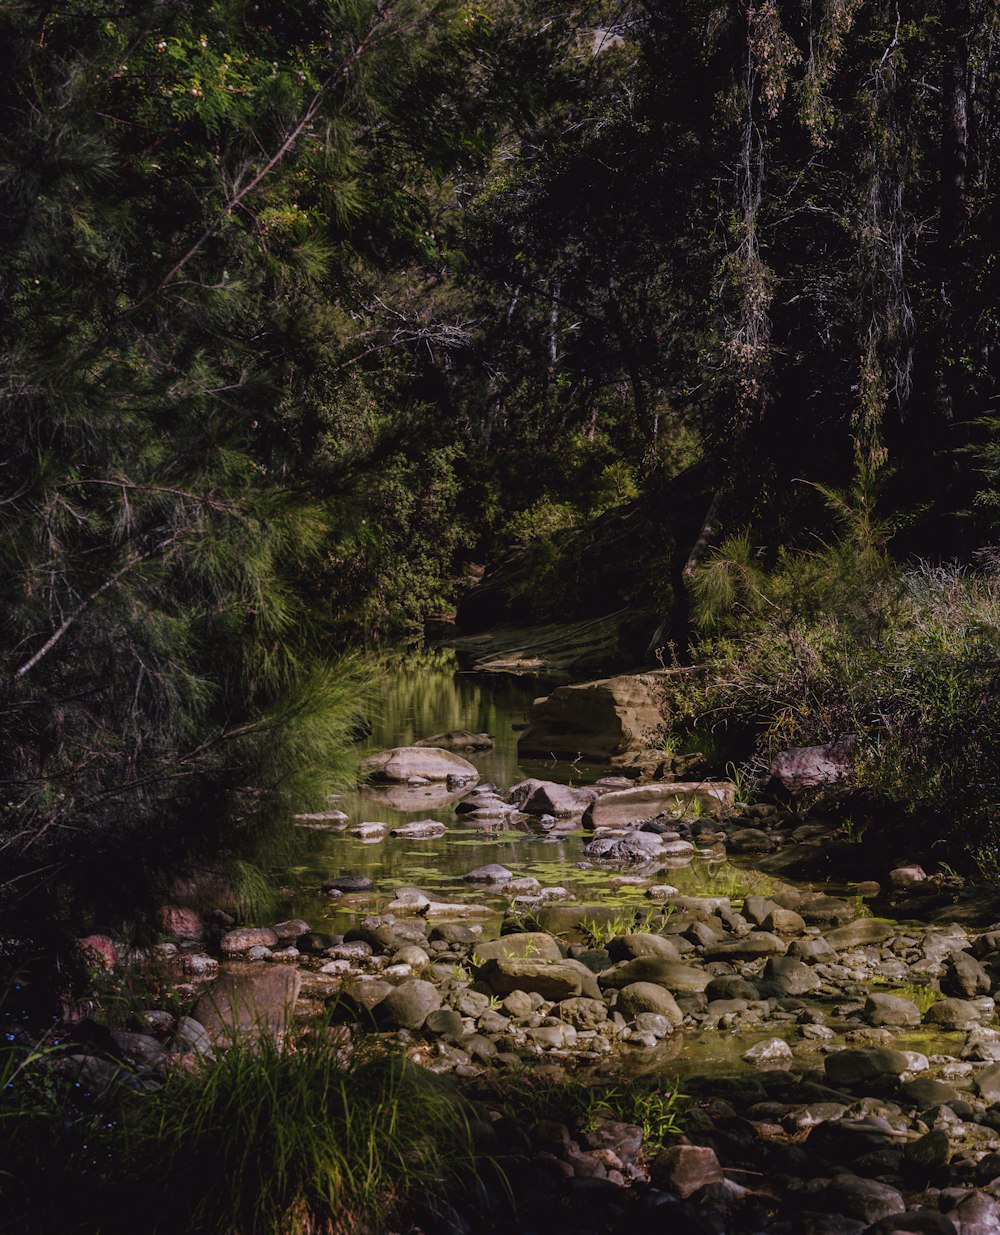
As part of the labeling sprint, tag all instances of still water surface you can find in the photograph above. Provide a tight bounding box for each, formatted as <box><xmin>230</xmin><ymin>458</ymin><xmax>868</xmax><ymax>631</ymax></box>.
<box><xmin>283</xmin><ymin>651</ymin><xmax>780</xmax><ymax>937</ymax></box>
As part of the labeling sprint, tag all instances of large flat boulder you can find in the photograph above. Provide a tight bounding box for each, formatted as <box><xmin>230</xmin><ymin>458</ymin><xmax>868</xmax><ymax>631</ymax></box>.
<box><xmin>582</xmin><ymin>781</ymin><xmax>736</xmax><ymax>828</ymax></box>
<box><xmin>193</xmin><ymin>965</ymin><xmax>301</xmax><ymax>1041</ymax></box>
<box><xmin>517</xmin><ymin>670</ymin><xmax>679</xmax><ymax>762</ymax></box>
<box><xmin>360</xmin><ymin>746</ymin><xmax>479</xmax><ymax>784</ymax></box>
<box><xmin>477</xmin><ymin>957</ymin><xmax>601</xmax><ymax>1001</ymax></box>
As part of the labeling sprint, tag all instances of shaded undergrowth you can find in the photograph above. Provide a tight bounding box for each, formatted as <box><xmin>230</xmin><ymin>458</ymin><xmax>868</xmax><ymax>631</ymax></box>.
<box><xmin>1</xmin><ymin>1027</ymin><xmax>491</xmax><ymax>1235</ymax></box>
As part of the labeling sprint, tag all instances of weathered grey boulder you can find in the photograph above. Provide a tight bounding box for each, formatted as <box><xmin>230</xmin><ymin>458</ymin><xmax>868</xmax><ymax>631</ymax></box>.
<box><xmin>193</xmin><ymin>966</ymin><xmax>301</xmax><ymax>1041</ymax></box>
<box><xmin>703</xmin><ymin>932</ymin><xmax>787</xmax><ymax>961</ymax></box>
<box><xmin>518</xmin><ymin>669</ymin><xmax>675</xmax><ymax>762</ymax></box>
<box><xmin>616</xmin><ymin>982</ymin><xmax>682</xmax><ymax>1027</ymax></box>
<box><xmin>322</xmin><ymin>874</ymin><xmax>373</xmax><ymax>894</ymax></box>
<box><xmin>649</xmin><ymin>1144</ymin><xmax>724</xmax><ymax>1197</ymax></box>
<box><xmin>800</xmin><ymin>896</ymin><xmax>857</xmax><ymax>926</ymax></box>
<box><xmin>770</xmin><ymin>737</ymin><xmax>856</xmax><ymax>794</ymax></box>
<box><xmin>583</xmin><ymin>831</ymin><xmax>665</xmax><ymax>861</ymax></box>
<box><xmin>824</xmin><ymin>1047</ymin><xmax>911</xmax><ymax>1086</ymax></box>
<box><xmin>974</xmin><ymin>1061</ymin><xmax>1000</xmax><ymax>1102</ymax></box>
<box><xmin>941</xmin><ymin>950</ymin><xmax>992</xmax><ymax>997</ymax></box>
<box><xmin>606</xmin><ymin>933</ymin><xmax>682</xmax><ymax>963</ymax></box>
<box><xmin>864</xmin><ymin>992</ymin><xmax>921</xmax><ymax>1027</ymax></box>
<box><xmin>924</xmin><ymin>996</ymin><xmax>987</xmax><ymax>1029</ymax></box>
<box><xmin>558</xmin><ymin>997</ymin><xmax>609</xmax><ymax>1030</ymax></box>
<box><xmin>477</xmin><ymin>957</ymin><xmax>600</xmax><ymax>1001</ymax></box>
<box><xmin>476</xmin><ymin>933</ymin><xmax>563</xmax><ymax>963</ymax></box>
<box><xmin>360</xmin><ymin>746</ymin><xmax>479</xmax><ymax>783</ymax></box>
<box><xmin>743</xmin><ymin>1037</ymin><xmax>793</xmax><ymax>1067</ymax></box>
<box><xmin>337</xmin><ymin>976</ymin><xmax>394</xmax><ymax>1020</ymax></box>
<box><xmin>507</xmin><ymin>778</ymin><xmax>597</xmax><ymax>816</ymax></box>
<box><xmin>463</xmin><ymin>864</ymin><xmax>514</xmax><ymax>884</ymax></box>
<box><xmin>388</xmin><ymin>818</ymin><xmax>446</xmax><ymax>839</ymax></box>
<box><xmin>220</xmin><ymin>926</ymin><xmax>279</xmax><ymax>954</ymax></box>
<box><xmin>583</xmin><ymin>781</ymin><xmax>736</xmax><ymax>828</ymax></box>
<box><xmin>414</xmin><ymin>730</ymin><xmax>494</xmax><ymax>751</ymax></box>
<box><xmin>598</xmin><ymin>957</ymin><xmax>710</xmax><ymax>993</ymax></box>
<box><xmin>814</xmin><ymin>1174</ymin><xmax>904</xmax><ymax>1224</ymax></box>
<box><xmin>761</xmin><ymin>956</ymin><xmax>822</xmax><ymax>996</ymax></box>
<box><xmin>825</xmin><ymin>919</ymin><xmax>895</xmax><ymax>949</ymax></box>
<box><xmin>376</xmin><ymin>979</ymin><xmax>441</xmax><ymax>1030</ymax></box>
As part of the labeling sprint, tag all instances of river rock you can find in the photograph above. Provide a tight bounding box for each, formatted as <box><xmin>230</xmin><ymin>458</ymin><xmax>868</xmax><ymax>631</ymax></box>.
<box><xmin>743</xmin><ymin>1037</ymin><xmax>793</xmax><ymax>1067</ymax></box>
<box><xmin>890</xmin><ymin>865</ymin><xmax>928</xmax><ymax>887</ymax></box>
<box><xmin>814</xmin><ymin>1173</ymin><xmax>904</xmax><ymax>1223</ymax></box>
<box><xmin>706</xmin><ymin>975</ymin><xmax>759</xmax><ymax>1001</ymax></box>
<box><xmin>598</xmin><ymin>957</ymin><xmax>710</xmax><ymax>993</ymax></box>
<box><xmin>952</xmin><ymin>1191</ymin><xmax>1000</xmax><ymax>1234</ymax></box>
<box><xmin>476</xmin><ymin>933</ymin><xmax>563</xmax><ymax>963</ymax></box>
<box><xmin>727</xmin><ymin>827</ymin><xmax>778</xmax><ymax>853</ymax></box>
<box><xmin>558</xmin><ymin>997</ymin><xmax>609</xmax><ymax>1029</ymax></box>
<box><xmin>376</xmin><ymin>978</ymin><xmax>441</xmax><ymax>1030</ymax></box>
<box><xmin>617</xmin><ymin>982</ymin><xmax>683</xmax><ymax>1026</ymax></box>
<box><xmin>941</xmin><ymin>950</ymin><xmax>992</xmax><ymax>997</ymax></box>
<box><xmin>518</xmin><ymin>669</ymin><xmax>676</xmax><ymax>762</ymax></box>
<box><xmin>220</xmin><ymin>927</ymin><xmax>279</xmax><ymax>954</ymax></box>
<box><xmin>973</xmin><ymin>1061</ymin><xmax>1000</xmax><ymax>1102</ymax></box>
<box><xmin>389</xmin><ymin>818</ymin><xmax>446</xmax><ymax>838</ymax></box>
<box><xmin>825</xmin><ymin>1046</ymin><xmax>911</xmax><ymax>1085</ymax></box>
<box><xmin>338</xmin><ymin>976</ymin><xmax>394</xmax><ymax>1020</ymax></box>
<box><xmin>703</xmin><ymin>932</ymin><xmax>787</xmax><ymax>961</ymax></box>
<box><xmin>463</xmin><ymin>864</ymin><xmax>514</xmax><ymax>884</ymax></box>
<box><xmin>607</xmin><ymin>933</ymin><xmax>682</xmax><ymax>963</ymax></box>
<box><xmin>193</xmin><ymin>966</ymin><xmax>301</xmax><ymax>1041</ymax></box>
<box><xmin>864</xmin><ymin>992</ymin><xmax>921</xmax><ymax>1027</ymax></box>
<box><xmin>825</xmin><ymin>918</ymin><xmax>895</xmax><ymax>949</ymax></box>
<box><xmin>425</xmin><ymin>1007</ymin><xmax>465</xmax><ymax>1038</ymax></box>
<box><xmin>477</xmin><ymin>957</ymin><xmax>599</xmax><ymax>1001</ymax></box>
<box><xmin>582</xmin><ymin>781</ymin><xmax>736</xmax><ymax>828</ymax></box>
<box><xmin>762</xmin><ymin>907</ymin><xmax>807</xmax><ymax>934</ymax></box>
<box><xmin>924</xmin><ymin>997</ymin><xmax>986</xmax><ymax>1029</ymax></box>
<box><xmin>584</xmin><ymin>831</ymin><xmax>665</xmax><ymax>861</ymax></box>
<box><xmin>360</xmin><ymin>746</ymin><xmax>479</xmax><ymax>784</ymax></box>
<box><xmin>761</xmin><ymin>956</ymin><xmax>822</xmax><ymax>995</ymax></box>
<box><xmin>350</xmin><ymin>822</ymin><xmax>386</xmax><ymax>840</ymax></box>
<box><xmin>649</xmin><ymin>1144</ymin><xmax>724</xmax><ymax>1197</ymax></box>
<box><xmin>507</xmin><ymin>778</ymin><xmax>596</xmax><ymax>816</ymax></box>
<box><xmin>800</xmin><ymin>896</ymin><xmax>857</xmax><ymax>926</ymax></box>
<box><xmin>769</xmin><ymin>737</ymin><xmax>856</xmax><ymax>794</ymax></box>
<box><xmin>414</xmin><ymin>730</ymin><xmax>494</xmax><ymax>750</ymax></box>
<box><xmin>322</xmin><ymin>875</ymin><xmax>373</xmax><ymax>894</ymax></box>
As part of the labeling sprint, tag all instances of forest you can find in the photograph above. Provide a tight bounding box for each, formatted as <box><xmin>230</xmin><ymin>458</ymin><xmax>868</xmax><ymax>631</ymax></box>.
<box><xmin>6</xmin><ymin>2</ymin><xmax>1000</xmax><ymax>1233</ymax></box>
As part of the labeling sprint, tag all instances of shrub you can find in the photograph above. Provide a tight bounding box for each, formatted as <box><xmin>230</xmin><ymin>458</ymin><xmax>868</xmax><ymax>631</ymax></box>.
<box><xmin>0</xmin><ymin>1029</ymin><xmax>484</xmax><ymax>1235</ymax></box>
<box><xmin>687</xmin><ymin>507</ymin><xmax>1000</xmax><ymax>851</ymax></box>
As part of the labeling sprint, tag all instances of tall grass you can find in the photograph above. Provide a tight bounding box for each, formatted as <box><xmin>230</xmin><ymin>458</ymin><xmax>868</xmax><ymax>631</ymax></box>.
<box><xmin>1</xmin><ymin>1028</ymin><xmax>484</xmax><ymax>1235</ymax></box>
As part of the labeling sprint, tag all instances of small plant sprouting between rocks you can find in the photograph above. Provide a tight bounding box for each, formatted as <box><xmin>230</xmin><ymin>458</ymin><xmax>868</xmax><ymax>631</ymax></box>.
<box><xmin>580</xmin><ymin>910</ymin><xmax>663</xmax><ymax>948</ymax></box>
<box><xmin>481</xmin><ymin>1073</ymin><xmax>687</xmax><ymax>1152</ymax></box>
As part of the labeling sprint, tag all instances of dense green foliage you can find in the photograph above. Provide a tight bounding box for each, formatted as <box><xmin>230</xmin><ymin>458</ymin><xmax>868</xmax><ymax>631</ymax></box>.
<box><xmin>5</xmin><ymin>0</ymin><xmax>1000</xmax><ymax>940</ymax></box>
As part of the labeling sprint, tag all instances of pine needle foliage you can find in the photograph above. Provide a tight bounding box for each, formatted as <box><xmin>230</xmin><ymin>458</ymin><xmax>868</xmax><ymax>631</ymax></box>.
<box><xmin>0</xmin><ymin>0</ymin><xmax>476</xmax><ymax>950</ymax></box>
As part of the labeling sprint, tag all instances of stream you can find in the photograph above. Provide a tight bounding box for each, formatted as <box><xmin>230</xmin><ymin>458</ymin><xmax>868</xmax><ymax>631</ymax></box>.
<box><xmin>275</xmin><ymin>651</ymin><xmax>972</xmax><ymax>1081</ymax></box>
<box><xmin>282</xmin><ymin>650</ymin><xmax>786</xmax><ymax>943</ymax></box>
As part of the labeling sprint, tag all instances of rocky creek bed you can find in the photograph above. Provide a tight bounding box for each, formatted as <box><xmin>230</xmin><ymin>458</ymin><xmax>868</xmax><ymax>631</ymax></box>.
<box><xmin>66</xmin><ymin>749</ymin><xmax>1000</xmax><ymax>1235</ymax></box>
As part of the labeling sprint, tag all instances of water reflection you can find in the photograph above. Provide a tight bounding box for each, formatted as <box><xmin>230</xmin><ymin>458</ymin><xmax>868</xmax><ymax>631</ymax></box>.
<box><xmin>281</xmin><ymin>650</ymin><xmax>782</xmax><ymax>936</ymax></box>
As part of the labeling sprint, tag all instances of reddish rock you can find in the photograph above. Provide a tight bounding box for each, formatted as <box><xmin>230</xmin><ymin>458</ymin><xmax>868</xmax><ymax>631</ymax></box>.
<box><xmin>650</xmin><ymin>1144</ymin><xmax>725</xmax><ymax>1197</ymax></box>
<box><xmin>158</xmin><ymin>905</ymin><xmax>204</xmax><ymax>941</ymax></box>
<box><xmin>770</xmin><ymin>737</ymin><xmax>856</xmax><ymax>793</ymax></box>
<box><xmin>77</xmin><ymin>934</ymin><xmax>117</xmax><ymax>970</ymax></box>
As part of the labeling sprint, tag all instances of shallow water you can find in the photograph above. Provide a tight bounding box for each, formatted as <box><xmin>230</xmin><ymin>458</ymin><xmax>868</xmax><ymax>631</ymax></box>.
<box><xmin>280</xmin><ymin>651</ymin><xmax>785</xmax><ymax>936</ymax></box>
